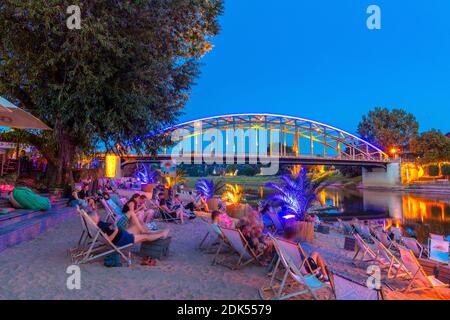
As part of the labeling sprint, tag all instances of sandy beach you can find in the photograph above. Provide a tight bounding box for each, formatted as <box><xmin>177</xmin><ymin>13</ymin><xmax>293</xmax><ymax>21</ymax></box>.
<box><xmin>0</xmin><ymin>210</ymin><xmax>448</xmax><ymax>300</ymax></box>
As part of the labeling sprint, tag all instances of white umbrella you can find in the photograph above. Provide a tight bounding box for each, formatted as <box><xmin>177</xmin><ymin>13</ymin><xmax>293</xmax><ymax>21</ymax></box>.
<box><xmin>0</xmin><ymin>96</ymin><xmax>51</xmax><ymax>130</ymax></box>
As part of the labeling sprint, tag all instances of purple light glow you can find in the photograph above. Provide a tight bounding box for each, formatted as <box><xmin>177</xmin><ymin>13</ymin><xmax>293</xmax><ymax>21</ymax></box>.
<box><xmin>282</xmin><ymin>214</ymin><xmax>296</xmax><ymax>220</ymax></box>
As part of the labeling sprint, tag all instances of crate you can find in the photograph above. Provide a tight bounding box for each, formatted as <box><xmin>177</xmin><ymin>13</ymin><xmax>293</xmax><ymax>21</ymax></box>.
<box><xmin>344</xmin><ymin>237</ymin><xmax>356</xmax><ymax>251</ymax></box>
<box><xmin>437</xmin><ymin>265</ymin><xmax>450</xmax><ymax>284</ymax></box>
<box><xmin>139</xmin><ymin>237</ymin><xmax>171</xmax><ymax>259</ymax></box>
<box><xmin>317</xmin><ymin>224</ymin><xmax>330</xmax><ymax>234</ymax></box>
<box><xmin>418</xmin><ymin>258</ymin><xmax>440</xmax><ymax>277</ymax></box>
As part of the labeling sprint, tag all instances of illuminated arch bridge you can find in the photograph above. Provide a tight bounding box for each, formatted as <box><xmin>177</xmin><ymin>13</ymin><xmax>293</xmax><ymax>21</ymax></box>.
<box><xmin>125</xmin><ymin>113</ymin><xmax>390</xmax><ymax>167</ymax></box>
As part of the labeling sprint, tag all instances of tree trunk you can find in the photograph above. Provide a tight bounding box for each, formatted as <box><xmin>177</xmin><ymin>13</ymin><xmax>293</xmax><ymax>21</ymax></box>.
<box><xmin>54</xmin><ymin>118</ymin><xmax>76</xmax><ymax>187</ymax></box>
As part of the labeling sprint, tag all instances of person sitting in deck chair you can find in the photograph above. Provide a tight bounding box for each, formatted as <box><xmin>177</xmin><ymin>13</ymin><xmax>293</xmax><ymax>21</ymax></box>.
<box><xmin>171</xmin><ymin>194</ymin><xmax>196</xmax><ymax>220</ymax></box>
<box><xmin>158</xmin><ymin>193</ymin><xmax>187</xmax><ymax>223</ymax></box>
<box><xmin>194</xmin><ymin>193</ymin><xmax>210</xmax><ymax>213</ymax></box>
<box><xmin>237</xmin><ymin>210</ymin><xmax>274</xmax><ymax>264</ymax></box>
<box><xmin>87</xmin><ymin>210</ymin><xmax>169</xmax><ymax>266</ymax></box>
<box><xmin>284</xmin><ymin>225</ymin><xmax>329</xmax><ymax>282</ymax></box>
<box><xmin>136</xmin><ymin>194</ymin><xmax>156</xmax><ymax>223</ymax></box>
<box><xmin>120</xmin><ymin>194</ymin><xmax>165</xmax><ymax>234</ymax></box>
<box><xmin>69</xmin><ymin>185</ymin><xmax>88</xmax><ymax>209</ymax></box>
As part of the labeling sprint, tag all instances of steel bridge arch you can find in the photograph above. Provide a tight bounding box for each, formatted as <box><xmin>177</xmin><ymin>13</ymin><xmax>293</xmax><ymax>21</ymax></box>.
<box><xmin>149</xmin><ymin>113</ymin><xmax>389</xmax><ymax>163</ymax></box>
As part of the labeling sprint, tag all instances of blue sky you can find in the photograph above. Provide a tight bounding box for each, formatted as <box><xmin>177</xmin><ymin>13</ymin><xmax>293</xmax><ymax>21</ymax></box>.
<box><xmin>183</xmin><ymin>0</ymin><xmax>450</xmax><ymax>134</ymax></box>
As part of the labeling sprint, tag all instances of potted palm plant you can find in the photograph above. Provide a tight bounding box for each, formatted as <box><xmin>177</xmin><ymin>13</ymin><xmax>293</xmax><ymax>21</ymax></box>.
<box><xmin>264</xmin><ymin>167</ymin><xmax>331</xmax><ymax>242</ymax></box>
<box><xmin>222</xmin><ymin>184</ymin><xmax>249</xmax><ymax>218</ymax></box>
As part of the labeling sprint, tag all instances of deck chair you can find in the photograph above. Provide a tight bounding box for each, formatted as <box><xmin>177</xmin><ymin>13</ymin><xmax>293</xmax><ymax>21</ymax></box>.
<box><xmin>213</xmin><ymin>227</ymin><xmax>263</xmax><ymax>270</ymax></box>
<box><xmin>371</xmin><ymin>236</ymin><xmax>410</xmax><ymax>280</ymax></box>
<box><xmin>159</xmin><ymin>208</ymin><xmax>182</xmax><ymax>223</ymax></box>
<box><xmin>69</xmin><ymin>206</ymin><xmax>97</xmax><ymax>262</ymax></box>
<box><xmin>267</xmin><ymin>211</ymin><xmax>284</xmax><ymax>234</ymax></box>
<box><xmin>397</xmin><ymin>245</ymin><xmax>448</xmax><ymax>295</ymax></box>
<box><xmin>353</xmin><ymin>224</ymin><xmax>373</xmax><ymax>242</ymax></box>
<box><xmin>390</xmin><ymin>227</ymin><xmax>403</xmax><ymax>243</ymax></box>
<box><xmin>198</xmin><ymin>219</ymin><xmax>222</xmax><ymax>252</ymax></box>
<box><xmin>74</xmin><ymin>207</ymin><xmax>133</xmax><ymax>266</ymax></box>
<box><xmin>261</xmin><ymin>237</ymin><xmax>316</xmax><ymax>297</ymax></box>
<box><xmin>403</xmin><ymin>236</ymin><xmax>427</xmax><ymax>259</ymax></box>
<box><xmin>373</xmin><ymin>229</ymin><xmax>395</xmax><ymax>250</ymax></box>
<box><xmin>337</xmin><ymin>218</ymin><xmax>354</xmax><ymax>235</ymax></box>
<box><xmin>329</xmin><ymin>272</ymin><xmax>383</xmax><ymax>300</ymax></box>
<box><xmin>352</xmin><ymin>234</ymin><xmax>390</xmax><ymax>269</ymax></box>
<box><xmin>100</xmin><ymin>199</ymin><xmax>118</xmax><ymax>223</ymax></box>
<box><xmin>260</xmin><ymin>234</ymin><xmax>332</xmax><ymax>300</ymax></box>
<box><xmin>429</xmin><ymin>233</ymin><xmax>444</xmax><ymax>241</ymax></box>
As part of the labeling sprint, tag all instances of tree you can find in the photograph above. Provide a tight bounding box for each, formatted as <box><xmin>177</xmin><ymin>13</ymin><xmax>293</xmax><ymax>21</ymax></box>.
<box><xmin>410</xmin><ymin>129</ymin><xmax>450</xmax><ymax>164</ymax></box>
<box><xmin>0</xmin><ymin>0</ymin><xmax>223</xmax><ymax>185</ymax></box>
<box><xmin>357</xmin><ymin>107</ymin><xmax>419</xmax><ymax>152</ymax></box>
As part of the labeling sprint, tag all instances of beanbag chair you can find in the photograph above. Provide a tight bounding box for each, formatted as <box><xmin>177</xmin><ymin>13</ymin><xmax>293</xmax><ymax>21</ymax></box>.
<box><xmin>9</xmin><ymin>192</ymin><xmax>23</xmax><ymax>209</ymax></box>
<box><xmin>11</xmin><ymin>187</ymin><xmax>51</xmax><ymax>211</ymax></box>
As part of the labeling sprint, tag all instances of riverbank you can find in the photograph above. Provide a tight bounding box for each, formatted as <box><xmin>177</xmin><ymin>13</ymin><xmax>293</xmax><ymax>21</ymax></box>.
<box><xmin>360</xmin><ymin>183</ymin><xmax>450</xmax><ymax>195</ymax></box>
<box><xmin>0</xmin><ymin>209</ymin><xmax>448</xmax><ymax>300</ymax></box>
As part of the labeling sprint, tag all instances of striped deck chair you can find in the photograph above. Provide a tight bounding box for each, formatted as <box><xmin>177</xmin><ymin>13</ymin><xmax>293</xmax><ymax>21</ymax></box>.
<box><xmin>329</xmin><ymin>272</ymin><xmax>383</xmax><ymax>300</ymax></box>
<box><xmin>267</xmin><ymin>211</ymin><xmax>284</xmax><ymax>234</ymax></box>
<box><xmin>397</xmin><ymin>245</ymin><xmax>448</xmax><ymax>295</ymax></box>
<box><xmin>260</xmin><ymin>235</ymin><xmax>332</xmax><ymax>300</ymax></box>
<box><xmin>352</xmin><ymin>234</ymin><xmax>390</xmax><ymax>269</ymax></box>
<box><xmin>371</xmin><ymin>236</ymin><xmax>410</xmax><ymax>280</ymax></box>
<box><xmin>213</xmin><ymin>227</ymin><xmax>263</xmax><ymax>270</ymax></box>
<box><xmin>74</xmin><ymin>207</ymin><xmax>133</xmax><ymax>266</ymax></box>
<box><xmin>403</xmin><ymin>236</ymin><xmax>427</xmax><ymax>259</ymax></box>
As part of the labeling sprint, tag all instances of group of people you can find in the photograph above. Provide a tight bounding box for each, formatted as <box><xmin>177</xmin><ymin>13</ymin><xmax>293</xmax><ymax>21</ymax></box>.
<box><xmin>71</xmin><ymin>178</ymin><xmax>328</xmax><ymax>276</ymax></box>
<box><xmin>210</xmin><ymin>203</ymin><xmax>329</xmax><ymax>282</ymax></box>
<box><xmin>72</xmin><ymin>178</ymin><xmax>217</xmax><ymax>266</ymax></box>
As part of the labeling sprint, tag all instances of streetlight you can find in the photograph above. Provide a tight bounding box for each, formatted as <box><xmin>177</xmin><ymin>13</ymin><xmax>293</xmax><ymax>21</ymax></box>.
<box><xmin>390</xmin><ymin>147</ymin><xmax>398</xmax><ymax>159</ymax></box>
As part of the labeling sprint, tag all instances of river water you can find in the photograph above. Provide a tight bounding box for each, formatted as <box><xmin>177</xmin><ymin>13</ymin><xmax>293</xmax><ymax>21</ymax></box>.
<box><xmin>317</xmin><ymin>187</ymin><xmax>450</xmax><ymax>238</ymax></box>
<box><xmin>246</xmin><ymin>186</ymin><xmax>449</xmax><ymax>239</ymax></box>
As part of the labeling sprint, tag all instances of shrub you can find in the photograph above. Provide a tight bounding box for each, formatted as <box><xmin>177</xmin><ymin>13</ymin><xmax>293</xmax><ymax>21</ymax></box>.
<box><xmin>441</xmin><ymin>164</ymin><xmax>450</xmax><ymax>177</ymax></box>
<box><xmin>428</xmin><ymin>165</ymin><xmax>439</xmax><ymax>177</ymax></box>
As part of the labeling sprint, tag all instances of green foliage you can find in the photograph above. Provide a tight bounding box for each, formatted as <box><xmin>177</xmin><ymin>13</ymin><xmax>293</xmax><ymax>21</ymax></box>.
<box><xmin>410</xmin><ymin>129</ymin><xmax>450</xmax><ymax>164</ymax></box>
<box><xmin>0</xmin><ymin>0</ymin><xmax>223</xmax><ymax>184</ymax></box>
<box><xmin>428</xmin><ymin>165</ymin><xmax>439</xmax><ymax>177</ymax></box>
<box><xmin>357</xmin><ymin>107</ymin><xmax>419</xmax><ymax>151</ymax></box>
<box><xmin>441</xmin><ymin>164</ymin><xmax>450</xmax><ymax>177</ymax></box>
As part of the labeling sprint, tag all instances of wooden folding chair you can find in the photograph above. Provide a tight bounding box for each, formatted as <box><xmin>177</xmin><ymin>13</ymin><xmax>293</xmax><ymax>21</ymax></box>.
<box><xmin>213</xmin><ymin>227</ymin><xmax>263</xmax><ymax>270</ymax></box>
<box><xmin>260</xmin><ymin>234</ymin><xmax>332</xmax><ymax>300</ymax></box>
<box><xmin>74</xmin><ymin>208</ymin><xmax>133</xmax><ymax>266</ymax></box>
<box><xmin>397</xmin><ymin>245</ymin><xmax>448</xmax><ymax>295</ymax></box>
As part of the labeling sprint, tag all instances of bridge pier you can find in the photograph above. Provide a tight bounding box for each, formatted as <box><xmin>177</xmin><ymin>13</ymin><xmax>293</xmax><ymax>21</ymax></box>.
<box><xmin>362</xmin><ymin>162</ymin><xmax>401</xmax><ymax>188</ymax></box>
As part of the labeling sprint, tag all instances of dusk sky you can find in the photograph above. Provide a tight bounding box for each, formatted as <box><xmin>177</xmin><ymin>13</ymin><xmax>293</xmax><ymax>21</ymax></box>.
<box><xmin>183</xmin><ymin>0</ymin><xmax>450</xmax><ymax>134</ymax></box>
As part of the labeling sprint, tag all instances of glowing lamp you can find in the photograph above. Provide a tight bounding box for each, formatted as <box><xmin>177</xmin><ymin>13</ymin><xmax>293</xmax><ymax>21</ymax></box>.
<box><xmin>282</xmin><ymin>214</ymin><xmax>296</xmax><ymax>220</ymax></box>
<box><xmin>105</xmin><ymin>155</ymin><xmax>119</xmax><ymax>178</ymax></box>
